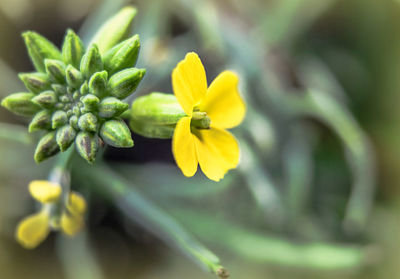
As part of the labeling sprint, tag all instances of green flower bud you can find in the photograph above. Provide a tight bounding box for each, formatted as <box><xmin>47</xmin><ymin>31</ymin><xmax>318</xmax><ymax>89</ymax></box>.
<box><xmin>29</xmin><ymin>110</ymin><xmax>51</xmax><ymax>132</ymax></box>
<box><xmin>108</xmin><ymin>68</ymin><xmax>145</xmax><ymax>99</ymax></box>
<box><xmin>81</xmin><ymin>94</ymin><xmax>100</xmax><ymax>111</ymax></box>
<box><xmin>18</xmin><ymin>72</ymin><xmax>51</xmax><ymax>94</ymax></box>
<box><xmin>80</xmin><ymin>81</ymin><xmax>89</xmax><ymax>95</ymax></box>
<box><xmin>80</xmin><ymin>44</ymin><xmax>103</xmax><ymax>79</ymax></box>
<box><xmin>22</xmin><ymin>31</ymin><xmax>62</xmax><ymax>73</ymax></box>
<box><xmin>130</xmin><ymin>120</ymin><xmax>175</xmax><ymax>139</ymax></box>
<box><xmin>31</xmin><ymin>90</ymin><xmax>57</xmax><ymax>108</ymax></box>
<box><xmin>34</xmin><ymin>131</ymin><xmax>59</xmax><ymax>163</ymax></box>
<box><xmin>88</xmin><ymin>71</ymin><xmax>108</xmax><ymax>97</ymax></box>
<box><xmin>1</xmin><ymin>92</ymin><xmax>41</xmax><ymax>116</ymax></box>
<box><xmin>56</xmin><ymin>125</ymin><xmax>76</xmax><ymax>151</ymax></box>
<box><xmin>69</xmin><ymin>115</ymin><xmax>78</xmax><ymax>130</ymax></box>
<box><xmin>100</xmin><ymin>119</ymin><xmax>133</xmax><ymax>148</ymax></box>
<box><xmin>98</xmin><ymin>97</ymin><xmax>128</xmax><ymax>118</ymax></box>
<box><xmin>45</xmin><ymin>59</ymin><xmax>66</xmax><ymax>84</ymax></box>
<box><xmin>75</xmin><ymin>132</ymin><xmax>98</xmax><ymax>164</ymax></box>
<box><xmin>129</xmin><ymin>93</ymin><xmax>186</xmax><ymax>139</ymax></box>
<box><xmin>131</xmin><ymin>92</ymin><xmax>186</xmax><ymax>125</ymax></box>
<box><xmin>62</xmin><ymin>29</ymin><xmax>85</xmax><ymax>68</ymax></box>
<box><xmin>89</xmin><ymin>6</ymin><xmax>137</xmax><ymax>54</ymax></box>
<box><xmin>65</xmin><ymin>65</ymin><xmax>84</xmax><ymax>89</ymax></box>
<box><xmin>103</xmin><ymin>35</ymin><xmax>140</xmax><ymax>75</ymax></box>
<box><xmin>52</xmin><ymin>84</ymin><xmax>67</xmax><ymax>96</ymax></box>
<box><xmin>78</xmin><ymin>113</ymin><xmax>98</xmax><ymax>132</ymax></box>
<box><xmin>52</xmin><ymin>110</ymin><xmax>68</xmax><ymax>129</ymax></box>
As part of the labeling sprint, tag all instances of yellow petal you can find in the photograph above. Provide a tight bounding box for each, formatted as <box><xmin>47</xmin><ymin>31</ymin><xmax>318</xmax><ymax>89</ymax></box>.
<box><xmin>67</xmin><ymin>192</ymin><xmax>87</xmax><ymax>215</ymax></box>
<box><xmin>172</xmin><ymin>52</ymin><xmax>207</xmax><ymax>116</ymax></box>
<box><xmin>172</xmin><ymin>117</ymin><xmax>198</xmax><ymax>177</ymax></box>
<box><xmin>199</xmin><ymin>71</ymin><xmax>246</xmax><ymax>129</ymax></box>
<box><xmin>15</xmin><ymin>210</ymin><xmax>50</xmax><ymax>249</ymax></box>
<box><xmin>194</xmin><ymin>127</ymin><xmax>239</xmax><ymax>182</ymax></box>
<box><xmin>29</xmin><ymin>180</ymin><xmax>62</xmax><ymax>203</ymax></box>
<box><xmin>60</xmin><ymin>212</ymin><xmax>84</xmax><ymax>237</ymax></box>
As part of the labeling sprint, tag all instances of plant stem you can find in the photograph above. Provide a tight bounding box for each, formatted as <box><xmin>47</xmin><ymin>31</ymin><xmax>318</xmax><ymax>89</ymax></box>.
<box><xmin>80</xmin><ymin>163</ymin><xmax>228</xmax><ymax>278</ymax></box>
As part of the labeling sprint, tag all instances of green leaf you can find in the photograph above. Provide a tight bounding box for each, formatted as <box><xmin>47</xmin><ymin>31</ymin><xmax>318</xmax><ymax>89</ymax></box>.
<box><xmin>107</xmin><ymin>68</ymin><xmax>145</xmax><ymax>99</ymax></box>
<box><xmin>100</xmin><ymin>119</ymin><xmax>133</xmax><ymax>148</ymax></box>
<box><xmin>89</xmin><ymin>6</ymin><xmax>137</xmax><ymax>54</ymax></box>
<box><xmin>62</xmin><ymin>29</ymin><xmax>85</xmax><ymax>68</ymax></box>
<box><xmin>103</xmin><ymin>35</ymin><xmax>140</xmax><ymax>75</ymax></box>
<box><xmin>22</xmin><ymin>31</ymin><xmax>62</xmax><ymax>73</ymax></box>
<box><xmin>1</xmin><ymin>92</ymin><xmax>41</xmax><ymax>116</ymax></box>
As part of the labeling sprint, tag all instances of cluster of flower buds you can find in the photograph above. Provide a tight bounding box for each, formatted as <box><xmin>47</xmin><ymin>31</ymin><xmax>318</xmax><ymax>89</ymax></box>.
<box><xmin>2</xmin><ymin>8</ymin><xmax>145</xmax><ymax>164</ymax></box>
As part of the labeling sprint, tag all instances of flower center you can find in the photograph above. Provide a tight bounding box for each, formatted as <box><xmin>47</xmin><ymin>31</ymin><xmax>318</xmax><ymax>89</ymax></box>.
<box><xmin>191</xmin><ymin>111</ymin><xmax>211</xmax><ymax>129</ymax></box>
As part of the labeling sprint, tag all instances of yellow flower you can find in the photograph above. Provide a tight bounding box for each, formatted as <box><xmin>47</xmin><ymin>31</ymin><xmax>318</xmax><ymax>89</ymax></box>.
<box><xmin>172</xmin><ymin>52</ymin><xmax>246</xmax><ymax>181</ymax></box>
<box><xmin>15</xmin><ymin>180</ymin><xmax>87</xmax><ymax>249</ymax></box>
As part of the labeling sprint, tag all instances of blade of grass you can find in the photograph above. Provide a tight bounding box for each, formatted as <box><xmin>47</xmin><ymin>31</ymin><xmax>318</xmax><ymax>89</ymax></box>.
<box><xmin>79</xmin><ymin>163</ymin><xmax>229</xmax><ymax>278</ymax></box>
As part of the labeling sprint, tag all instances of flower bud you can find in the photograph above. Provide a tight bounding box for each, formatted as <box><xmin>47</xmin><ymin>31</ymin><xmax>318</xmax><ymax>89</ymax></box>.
<box><xmin>98</xmin><ymin>97</ymin><xmax>128</xmax><ymax>118</ymax></box>
<box><xmin>65</xmin><ymin>65</ymin><xmax>84</xmax><ymax>89</ymax></box>
<box><xmin>103</xmin><ymin>35</ymin><xmax>140</xmax><ymax>75</ymax></box>
<box><xmin>129</xmin><ymin>93</ymin><xmax>186</xmax><ymax>139</ymax></box>
<box><xmin>81</xmin><ymin>94</ymin><xmax>100</xmax><ymax>111</ymax></box>
<box><xmin>29</xmin><ymin>110</ymin><xmax>51</xmax><ymax>132</ymax></box>
<box><xmin>1</xmin><ymin>92</ymin><xmax>41</xmax><ymax>116</ymax></box>
<box><xmin>89</xmin><ymin>6</ymin><xmax>137</xmax><ymax>54</ymax></box>
<box><xmin>22</xmin><ymin>31</ymin><xmax>62</xmax><ymax>73</ymax></box>
<box><xmin>18</xmin><ymin>72</ymin><xmax>51</xmax><ymax>94</ymax></box>
<box><xmin>75</xmin><ymin>132</ymin><xmax>98</xmax><ymax>164</ymax></box>
<box><xmin>100</xmin><ymin>119</ymin><xmax>133</xmax><ymax>148</ymax></box>
<box><xmin>31</xmin><ymin>90</ymin><xmax>57</xmax><ymax>108</ymax></box>
<box><xmin>108</xmin><ymin>68</ymin><xmax>145</xmax><ymax>99</ymax></box>
<box><xmin>52</xmin><ymin>84</ymin><xmax>67</xmax><ymax>96</ymax></box>
<box><xmin>80</xmin><ymin>81</ymin><xmax>89</xmax><ymax>95</ymax></box>
<box><xmin>62</xmin><ymin>29</ymin><xmax>85</xmax><ymax>68</ymax></box>
<box><xmin>56</xmin><ymin>125</ymin><xmax>76</xmax><ymax>151</ymax></box>
<box><xmin>69</xmin><ymin>115</ymin><xmax>78</xmax><ymax>130</ymax></box>
<box><xmin>78</xmin><ymin>113</ymin><xmax>98</xmax><ymax>132</ymax></box>
<box><xmin>80</xmin><ymin>44</ymin><xmax>103</xmax><ymax>79</ymax></box>
<box><xmin>34</xmin><ymin>131</ymin><xmax>59</xmax><ymax>163</ymax></box>
<box><xmin>45</xmin><ymin>59</ymin><xmax>66</xmax><ymax>84</ymax></box>
<box><xmin>51</xmin><ymin>110</ymin><xmax>68</xmax><ymax>129</ymax></box>
<box><xmin>88</xmin><ymin>71</ymin><xmax>108</xmax><ymax>97</ymax></box>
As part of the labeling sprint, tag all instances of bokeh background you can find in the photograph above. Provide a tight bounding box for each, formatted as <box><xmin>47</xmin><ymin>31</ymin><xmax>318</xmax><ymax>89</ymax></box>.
<box><xmin>1</xmin><ymin>0</ymin><xmax>400</xmax><ymax>278</ymax></box>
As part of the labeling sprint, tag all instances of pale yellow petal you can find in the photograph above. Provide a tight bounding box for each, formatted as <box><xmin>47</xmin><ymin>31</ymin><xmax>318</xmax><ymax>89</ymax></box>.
<box><xmin>67</xmin><ymin>192</ymin><xmax>87</xmax><ymax>215</ymax></box>
<box><xmin>172</xmin><ymin>117</ymin><xmax>198</xmax><ymax>177</ymax></box>
<box><xmin>15</xmin><ymin>210</ymin><xmax>50</xmax><ymax>249</ymax></box>
<box><xmin>60</xmin><ymin>212</ymin><xmax>84</xmax><ymax>237</ymax></box>
<box><xmin>172</xmin><ymin>52</ymin><xmax>207</xmax><ymax>116</ymax></box>
<box><xmin>199</xmin><ymin>71</ymin><xmax>246</xmax><ymax>129</ymax></box>
<box><xmin>29</xmin><ymin>180</ymin><xmax>62</xmax><ymax>203</ymax></box>
<box><xmin>194</xmin><ymin>127</ymin><xmax>239</xmax><ymax>182</ymax></box>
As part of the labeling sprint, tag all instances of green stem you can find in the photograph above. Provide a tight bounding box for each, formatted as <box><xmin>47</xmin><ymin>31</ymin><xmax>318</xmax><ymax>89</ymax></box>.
<box><xmin>80</xmin><ymin>163</ymin><xmax>228</xmax><ymax>278</ymax></box>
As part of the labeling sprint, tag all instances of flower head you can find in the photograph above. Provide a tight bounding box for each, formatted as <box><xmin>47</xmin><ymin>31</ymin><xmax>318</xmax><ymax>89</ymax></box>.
<box><xmin>171</xmin><ymin>52</ymin><xmax>246</xmax><ymax>181</ymax></box>
<box><xmin>16</xmin><ymin>180</ymin><xmax>87</xmax><ymax>249</ymax></box>
<box><xmin>1</xmin><ymin>11</ymin><xmax>145</xmax><ymax>164</ymax></box>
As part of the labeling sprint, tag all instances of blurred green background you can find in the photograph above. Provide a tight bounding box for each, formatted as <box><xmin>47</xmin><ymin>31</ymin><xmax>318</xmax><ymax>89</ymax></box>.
<box><xmin>1</xmin><ymin>0</ymin><xmax>400</xmax><ymax>278</ymax></box>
